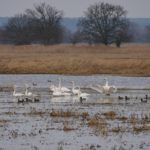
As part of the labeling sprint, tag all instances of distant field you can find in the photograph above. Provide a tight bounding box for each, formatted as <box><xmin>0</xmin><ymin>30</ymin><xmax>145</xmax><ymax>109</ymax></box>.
<box><xmin>0</xmin><ymin>44</ymin><xmax>150</xmax><ymax>76</ymax></box>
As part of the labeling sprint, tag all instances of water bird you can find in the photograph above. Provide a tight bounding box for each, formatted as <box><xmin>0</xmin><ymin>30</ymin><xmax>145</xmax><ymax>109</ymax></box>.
<box><xmin>77</xmin><ymin>87</ymin><xmax>90</xmax><ymax>102</ymax></box>
<box><xmin>90</xmin><ymin>78</ymin><xmax>117</xmax><ymax>95</ymax></box>
<box><xmin>80</xmin><ymin>97</ymin><xmax>85</xmax><ymax>104</ymax></box>
<box><xmin>58</xmin><ymin>78</ymin><xmax>70</xmax><ymax>92</ymax></box>
<box><xmin>145</xmin><ymin>95</ymin><xmax>150</xmax><ymax>100</ymax></box>
<box><xmin>118</xmin><ymin>96</ymin><xmax>124</xmax><ymax>100</ymax></box>
<box><xmin>52</xmin><ymin>89</ymin><xmax>71</xmax><ymax>97</ymax></box>
<box><xmin>18</xmin><ymin>98</ymin><xmax>25</xmax><ymax>103</ymax></box>
<box><xmin>141</xmin><ymin>98</ymin><xmax>147</xmax><ymax>103</ymax></box>
<box><xmin>50</xmin><ymin>78</ymin><xmax>71</xmax><ymax>97</ymax></box>
<box><xmin>50</xmin><ymin>78</ymin><xmax>70</xmax><ymax>92</ymax></box>
<box><xmin>125</xmin><ymin>96</ymin><xmax>130</xmax><ymax>101</ymax></box>
<box><xmin>24</xmin><ymin>84</ymin><xmax>40</xmax><ymax>102</ymax></box>
<box><xmin>13</xmin><ymin>85</ymin><xmax>24</xmax><ymax>98</ymax></box>
<box><xmin>13</xmin><ymin>85</ymin><xmax>25</xmax><ymax>102</ymax></box>
<box><xmin>25</xmin><ymin>84</ymin><xmax>33</xmax><ymax>96</ymax></box>
<box><xmin>47</xmin><ymin>80</ymin><xmax>52</xmax><ymax>83</ymax></box>
<box><xmin>71</xmin><ymin>81</ymin><xmax>80</xmax><ymax>95</ymax></box>
<box><xmin>102</xmin><ymin>79</ymin><xmax>117</xmax><ymax>95</ymax></box>
<box><xmin>32</xmin><ymin>82</ymin><xmax>37</xmax><ymax>86</ymax></box>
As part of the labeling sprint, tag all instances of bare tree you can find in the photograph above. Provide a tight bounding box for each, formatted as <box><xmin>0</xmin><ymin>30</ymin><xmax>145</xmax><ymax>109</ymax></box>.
<box><xmin>114</xmin><ymin>20</ymin><xmax>134</xmax><ymax>47</ymax></box>
<box><xmin>3</xmin><ymin>14</ymin><xmax>32</xmax><ymax>45</ymax></box>
<box><xmin>25</xmin><ymin>3</ymin><xmax>63</xmax><ymax>44</ymax></box>
<box><xmin>78</xmin><ymin>2</ymin><xmax>128</xmax><ymax>47</ymax></box>
<box><xmin>69</xmin><ymin>30</ymin><xmax>84</xmax><ymax>45</ymax></box>
<box><xmin>144</xmin><ymin>25</ymin><xmax>150</xmax><ymax>42</ymax></box>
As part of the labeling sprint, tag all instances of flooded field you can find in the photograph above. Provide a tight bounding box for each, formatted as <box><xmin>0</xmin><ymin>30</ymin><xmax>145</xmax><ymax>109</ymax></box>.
<box><xmin>0</xmin><ymin>75</ymin><xmax>150</xmax><ymax>150</ymax></box>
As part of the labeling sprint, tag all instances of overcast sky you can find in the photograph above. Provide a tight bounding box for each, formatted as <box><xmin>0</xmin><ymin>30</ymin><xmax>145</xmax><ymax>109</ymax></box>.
<box><xmin>0</xmin><ymin>0</ymin><xmax>150</xmax><ymax>18</ymax></box>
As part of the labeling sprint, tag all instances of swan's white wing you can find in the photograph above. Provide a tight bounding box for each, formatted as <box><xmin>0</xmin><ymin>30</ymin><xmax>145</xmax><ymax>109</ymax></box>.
<box><xmin>109</xmin><ymin>86</ymin><xmax>117</xmax><ymax>93</ymax></box>
<box><xmin>80</xmin><ymin>92</ymin><xmax>90</xmax><ymax>98</ymax></box>
<box><xmin>61</xmin><ymin>87</ymin><xmax>70</xmax><ymax>92</ymax></box>
<box><xmin>90</xmin><ymin>85</ymin><xmax>103</xmax><ymax>93</ymax></box>
<box><xmin>96</xmin><ymin>84</ymin><xmax>106</xmax><ymax>93</ymax></box>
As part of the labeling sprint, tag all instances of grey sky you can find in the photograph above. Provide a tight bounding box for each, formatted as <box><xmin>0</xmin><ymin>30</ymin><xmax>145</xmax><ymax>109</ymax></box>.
<box><xmin>0</xmin><ymin>0</ymin><xmax>150</xmax><ymax>18</ymax></box>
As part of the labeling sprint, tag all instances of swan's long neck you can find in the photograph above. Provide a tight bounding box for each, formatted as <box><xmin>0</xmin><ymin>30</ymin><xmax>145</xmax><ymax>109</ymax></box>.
<box><xmin>72</xmin><ymin>81</ymin><xmax>75</xmax><ymax>91</ymax></box>
<box><xmin>25</xmin><ymin>87</ymin><xmax>28</xmax><ymax>94</ymax></box>
<box><xmin>58</xmin><ymin>78</ymin><xmax>61</xmax><ymax>90</ymax></box>
<box><xmin>78</xmin><ymin>86</ymin><xmax>81</xmax><ymax>96</ymax></box>
<box><xmin>13</xmin><ymin>87</ymin><xmax>16</xmax><ymax>95</ymax></box>
<box><xmin>105</xmin><ymin>80</ymin><xmax>109</xmax><ymax>87</ymax></box>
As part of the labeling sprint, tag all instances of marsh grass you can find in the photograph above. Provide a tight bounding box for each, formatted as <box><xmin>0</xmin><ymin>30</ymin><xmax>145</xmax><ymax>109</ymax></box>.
<box><xmin>110</xmin><ymin>126</ymin><xmax>125</xmax><ymax>133</ymax></box>
<box><xmin>88</xmin><ymin>117</ymin><xmax>108</xmax><ymax>136</ymax></box>
<box><xmin>50</xmin><ymin>109</ymin><xmax>79</xmax><ymax>118</ymax></box>
<box><xmin>117</xmin><ymin>116</ymin><xmax>128</xmax><ymax>122</ymax></box>
<box><xmin>50</xmin><ymin>109</ymin><xmax>89</xmax><ymax>119</ymax></box>
<box><xmin>0</xmin><ymin>119</ymin><xmax>10</xmax><ymax>127</ymax></box>
<box><xmin>102</xmin><ymin>111</ymin><xmax>117</xmax><ymax>120</ymax></box>
<box><xmin>63</xmin><ymin>125</ymin><xmax>76</xmax><ymax>132</ymax></box>
<box><xmin>133</xmin><ymin>124</ymin><xmax>150</xmax><ymax>133</ymax></box>
<box><xmin>88</xmin><ymin>111</ymin><xmax>150</xmax><ymax>136</ymax></box>
<box><xmin>0</xmin><ymin>44</ymin><xmax>150</xmax><ymax>75</ymax></box>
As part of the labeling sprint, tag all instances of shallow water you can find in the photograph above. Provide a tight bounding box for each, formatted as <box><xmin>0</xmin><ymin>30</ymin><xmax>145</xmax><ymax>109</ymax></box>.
<box><xmin>0</xmin><ymin>74</ymin><xmax>150</xmax><ymax>89</ymax></box>
<box><xmin>0</xmin><ymin>75</ymin><xmax>150</xmax><ymax>150</ymax></box>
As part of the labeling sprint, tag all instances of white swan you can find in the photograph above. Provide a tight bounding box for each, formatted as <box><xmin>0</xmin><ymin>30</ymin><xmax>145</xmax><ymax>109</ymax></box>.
<box><xmin>101</xmin><ymin>79</ymin><xmax>117</xmax><ymax>95</ymax></box>
<box><xmin>24</xmin><ymin>84</ymin><xmax>40</xmax><ymax>102</ymax></box>
<box><xmin>50</xmin><ymin>78</ymin><xmax>70</xmax><ymax>92</ymax></box>
<box><xmin>90</xmin><ymin>79</ymin><xmax>117</xmax><ymax>95</ymax></box>
<box><xmin>77</xmin><ymin>87</ymin><xmax>90</xmax><ymax>99</ymax></box>
<box><xmin>52</xmin><ymin>86</ymin><xmax>71</xmax><ymax>97</ymax></box>
<box><xmin>13</xmin><ymin>85</ymin><xmax>24</xmax><ymax>97</ymax></box>
<box><xmin>50</xmin><ymin>78</ymin><xmax>71</xmax><ymax>97</ymax></box>
<box><xmin>25</xmin><ymin>84</ymin><xmax>33</xmax><ymax>96</ymax></box>
<box><xmin>58</xmin><ymin>77</ymin><xmax>70</xmax><ymax>92</ymax></box>
<box><xmin>52</xmin><ymin>90</ymin><xmax>71</xmax><ymax>97</ymax></box>
<box><xmin>71</xmin><ymin>81</ymin><xmax>80</xmax><ymax>95</ymax></box>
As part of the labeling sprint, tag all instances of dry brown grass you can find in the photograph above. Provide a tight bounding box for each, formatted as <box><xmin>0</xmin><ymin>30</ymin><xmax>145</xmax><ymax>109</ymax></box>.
<box><xmin>102</xmin><ymin>111</ymin><xmax>117</xmax><ymax>120</ymax></box>
<box><xmin>88</xmin><ymin>117</ymin><xmax>108</xmax><ymax>136</ymax></box>
<box><xmin>133</xmin><ymin>124</ymin><xmax>150</xmax><ymax>133</ymax></box>
<box><xmin>50</xmin><ymin>109</ymin><xmax>89</xmax><ymax>118</ymax></box>
<box><xmin>0</xmin><ymin>119</ymin><xmax>10</xmax><ymax>127</ymax></box>
<box><xmin>50</xmin><ymin>109</ymin><xmax>78</xmax><ymax>118</ymax></box>
<box><xmin>0</xmin><ymin>44</ymin><xmax>150</xmax><ymax>75</ymax></box>
<box><xmin>111</xmin><ymin>126</ymin><xmax>125</xmax><ymax>133</ymax></box>
<box><xmin>63</xmin><ymin>125</ymin><xmax>76</xmax><ymax>132</ymax></box>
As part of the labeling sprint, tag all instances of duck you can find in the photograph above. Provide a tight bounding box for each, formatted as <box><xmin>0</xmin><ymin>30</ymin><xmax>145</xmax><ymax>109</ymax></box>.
<box><xmin>118</xmin><ymin>96</ymin><xmax>124</xmax><ymax>100</ymax></box>
<box><xmin>145</xmin><ymin>95</ymin><xmax>150</xmax><ymax>100</ymax></box>
<box><xmin>32</xmin><ymin>82</ymin><xmax>37</xmax><ymax>86</ymax></box>
<box><xmin>125</xmin><ymin>96</ymin><xmax>130</xmax><ymax>101</ymax></box>
<box><xmin>141</xmin><ymin>98</ymin><xmax>147</xmax><ymax>103</ymax></box>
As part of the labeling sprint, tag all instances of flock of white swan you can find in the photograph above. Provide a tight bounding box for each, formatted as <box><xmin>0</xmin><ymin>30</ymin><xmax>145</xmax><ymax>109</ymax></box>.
<box><xmin>13</xmin><ymin>78</ymin><xmax>117</xmax><ymax>103</ymax></box>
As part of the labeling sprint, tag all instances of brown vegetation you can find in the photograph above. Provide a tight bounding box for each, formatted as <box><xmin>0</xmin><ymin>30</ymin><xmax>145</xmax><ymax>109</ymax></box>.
<box><xmin>88</xmin><ymin>117</ymin><xmax>108</xmax><ymax>136</ymax></box>
<box><xmin>88</xmin><ymin>112</ymin><xmax>150</xmax><ymax>135</ymax></box>
<box><xmin>0</xmin><ymin>44</ymin><xmax>150</xmax><ymax>75</ymax></box>
<box><xmin>50</xmin><ymin>110</ymin><xmax>78</xmax><ymax>118</ymax></box>
<box><xmin>50</xmin><ymin>109</ymin><xmax>89</xmax><ymax>118</ymax></box>
<box><xmin>133</xmin><ymin>125</ymin><xmax>150</xmax><ymax>133</ymax></box>
<box><xmin>102</xmin><ymin>111</ymin><xmax>117</xmax><ymax>120</ymax></box>
<box><xmin>63</xmin><ymin>125</ymin><xmax>76</xmax><ymax>132</ymax></box>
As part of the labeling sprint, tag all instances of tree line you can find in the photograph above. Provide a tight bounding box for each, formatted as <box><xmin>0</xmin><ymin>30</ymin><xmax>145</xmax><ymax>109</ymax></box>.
<box><xmin>0</xmin><ymin>2</ymin><xmax>150</xmax><ymax>47</ymax></box>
